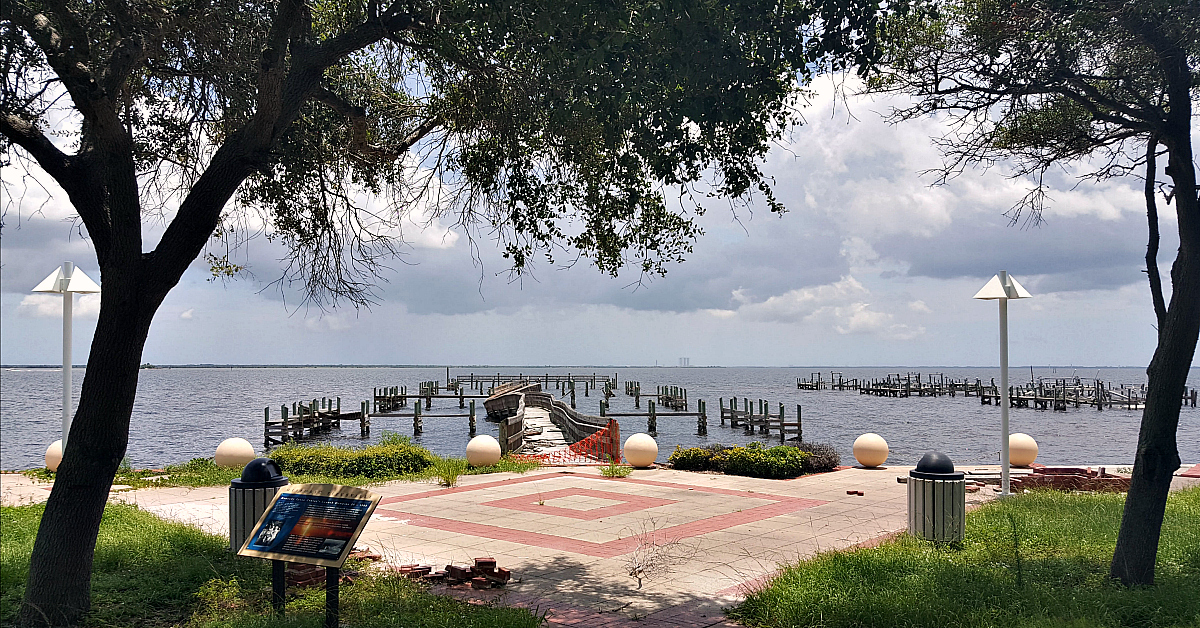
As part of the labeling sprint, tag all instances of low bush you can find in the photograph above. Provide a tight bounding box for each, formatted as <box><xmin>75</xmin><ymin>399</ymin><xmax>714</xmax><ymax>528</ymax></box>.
<box><xmin>271</xmin><ymin>432</ymin><xmax>436</xmax><ymax>478</ymax></box>
<box><xmin>667</xmin><ymin>445</ymin><xmax>721</xmax><ymax>471</ymax></box>
<box><xmin>797</xmin><ymin>441</ymin><xmax>841</xmax><ymax>473</ymax></box>
<box><xmin>723</xmin><ymin>442</ymin><xmax>809</xmax><ymax>479</ymax></box>
<box><xmin>668</xmin><ymin>442</ymin><xmax>816</xmax><ymax>479</ymax></box>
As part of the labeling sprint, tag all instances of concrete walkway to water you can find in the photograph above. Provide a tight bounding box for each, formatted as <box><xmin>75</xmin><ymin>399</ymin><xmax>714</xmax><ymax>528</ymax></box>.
<box><xmin>4</xmin><ymin>465</ymin><xmax>1199</xmax><ymax>627</ymax></box>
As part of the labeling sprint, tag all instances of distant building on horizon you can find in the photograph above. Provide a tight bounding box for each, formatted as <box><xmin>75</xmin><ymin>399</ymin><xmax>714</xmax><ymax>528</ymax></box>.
<box><xmin>679</xmin><ymin>357</ymin><xmax>690</xmax><ymax>367</ymax></box>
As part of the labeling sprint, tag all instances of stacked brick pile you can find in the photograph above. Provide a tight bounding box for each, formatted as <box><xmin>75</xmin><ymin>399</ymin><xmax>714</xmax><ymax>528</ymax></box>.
<box><xmin>1012</xmin><ymin>467</ymin><xmax>1130</xmax><ymax>493</ymax></box>
<box><xmin>392</xmin><ymin>557</ymin><xmax>513</xmax><ymax>589</ymax></box>
<box><xmin>285</xmin><ymin>549</ymin><xmax>381</xmax><ymax>587</ymax></box>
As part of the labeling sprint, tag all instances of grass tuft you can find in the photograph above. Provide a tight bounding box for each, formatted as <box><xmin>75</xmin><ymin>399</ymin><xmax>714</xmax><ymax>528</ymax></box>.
<box><xmin>431</xmin><ymin>458</ymin><xmax>469</xmax><ymax>487</ymax></box>
<box><xmin>731</xmin><ymin>487</ymin><xmax>1200</xmax><ymax>628</ymax></box>
<box><xmin>600</xmin><ymin>457</ymin><xmax>633</xmax><ymax>478</ymax></box>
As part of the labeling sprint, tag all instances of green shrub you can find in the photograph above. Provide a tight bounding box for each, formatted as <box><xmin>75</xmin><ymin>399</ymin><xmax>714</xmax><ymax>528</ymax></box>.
<box><xmin>668</xmin><ymin>445</ymin><xmax>719</xmax><ymax>471</ymax></box>
<box><xmin>669</xmin><ymin>443</ymin><xmax>812</xmax><ymax>479</ymax></box>
<box><xmin>723</xmin><ymin>442</ymin><xmax>809</xmax><ymax>479</ymax></box>
<box><xmin>270</xmin><ymin>432</ymin><xmax>436</xmax><ymax>478</ymax></box>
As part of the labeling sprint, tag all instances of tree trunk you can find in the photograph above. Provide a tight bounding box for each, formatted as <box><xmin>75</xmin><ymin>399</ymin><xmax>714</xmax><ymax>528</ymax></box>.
<box><xmin>1110</xmin><ymin>139</ymin><xmax>1200</xmax><ymax>586</ymax></box>
<box><xmin>18</xmin><ymin>266</ymin><xmax>164</xmax><ymax>627</ymax></box>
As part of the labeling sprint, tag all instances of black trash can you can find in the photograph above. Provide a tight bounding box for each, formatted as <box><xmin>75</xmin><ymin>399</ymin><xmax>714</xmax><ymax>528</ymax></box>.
<box><xmin>229</xmin><ymin>458</ymin><xmax>289</xmax><ymax>552</ymax></box>
<box><xmin>907</xmin><ymin>451</ymin><xmax>966</xmax><ymax>542</ymax></box>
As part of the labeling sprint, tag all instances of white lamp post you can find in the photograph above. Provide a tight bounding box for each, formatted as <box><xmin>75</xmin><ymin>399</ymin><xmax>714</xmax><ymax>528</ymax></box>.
<box><xmin>32</xmin><ymin>262</ymin><xmax>101</xmax><ymax>451</ymax></box>
<box><xmin>973</xmin><ymin>270</ymin><xmax>1032</xmax><ymax>496</ymax></box>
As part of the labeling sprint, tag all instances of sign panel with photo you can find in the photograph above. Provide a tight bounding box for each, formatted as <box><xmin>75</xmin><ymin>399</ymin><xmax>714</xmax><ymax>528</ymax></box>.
<box><xmin>237</xmin><ymin>484</ymin><xmax>381</xmax><ymax>567</ymax></box>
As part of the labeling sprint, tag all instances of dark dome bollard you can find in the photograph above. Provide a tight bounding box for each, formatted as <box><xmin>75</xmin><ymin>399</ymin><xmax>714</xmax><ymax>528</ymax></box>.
<box><xmin>907</xmin><ymin>451</ymin><xmax>966</xmax><ymax>543</ymax></box>
<box><xmin>229</xmin><ymin>457</ymin><xmax>289</xmax><ymax>552</ymax></box>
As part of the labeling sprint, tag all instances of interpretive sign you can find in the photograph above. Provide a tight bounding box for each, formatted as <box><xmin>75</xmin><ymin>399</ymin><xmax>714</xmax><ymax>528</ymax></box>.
<box><xmin>237</xmin><ymin>484</ymin><xmax>380</xmax><ymax>567</ymax></box>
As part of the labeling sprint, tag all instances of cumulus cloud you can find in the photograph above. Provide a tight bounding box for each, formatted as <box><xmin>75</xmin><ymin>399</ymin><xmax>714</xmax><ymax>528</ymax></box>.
<box><xmin>704</xmin><ymin>275</ymin><xmax>926</xmax><ymax>340</ymax></box>
<box><xmin>180</xmin><ymin>308</ymin><xmax>194</xmax><ymax>319</ymax></box>
<box><xmin>18</xmin><ymin>293</ymin><xmax>101</xmax><ymax>318</ymax></box>
<box><xmin>734</xmin><ymin>275</ymin><xmax>869</xmax><ymax>322</ymax></box>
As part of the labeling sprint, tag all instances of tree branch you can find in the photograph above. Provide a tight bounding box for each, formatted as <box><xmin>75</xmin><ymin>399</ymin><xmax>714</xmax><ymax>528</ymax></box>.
<box><xmin>312</xmin><ymin>87</ymin><xmax>442</xmax><ymax>160</ymax></box>
<box><xmin>1144</xmin><ymin>136</ymin><xmax>1167</xmax><ymax>330</ymax></box>
<box><xmin>309</xmin><ymin>4</ymin><xmax>431</xmax><ymax>69</ymax></box>
<box><xmin>1</xmin><ymin>113</ymin><xmax>116</xmax><ymax>258</ymax></box>
<box><xmin>1</xmin><ymin>3</ymin><xmax>96</xmax><ymax>110</ymax></box>
<box><xmin>0</xmin><ymin>113</ymin><xmax>72</xmax><ymax>180</ymax></box>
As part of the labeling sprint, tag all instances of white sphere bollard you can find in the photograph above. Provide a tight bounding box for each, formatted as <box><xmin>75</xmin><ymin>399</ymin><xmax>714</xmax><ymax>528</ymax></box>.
<box><xmin>852</xmin><ymin>433</ymin><xmax>889</xmax><ymax>468</ymax></box>
<box><xmin>623</xmin><ymin>433</ymin><xmax>658</xmax><ymax>468</ymax></box>
<box><xmin>465</xmin><ymin>435</ymin><xmax>502</xmax><ymax>467</ymax></box>
<box><xmin>215</xmin><ymin>437</ymin><xmax>256</xmax><ymax>468</ymax></box>
<box><xmin>1009</xmin><ymin>433</ymin><xmax>1039</xmax><ymax>467</ymax></box>
<box><xmin>45</xmin><ymin>440</ymin><xmax>63</xmax><ymax>472</ymax></box>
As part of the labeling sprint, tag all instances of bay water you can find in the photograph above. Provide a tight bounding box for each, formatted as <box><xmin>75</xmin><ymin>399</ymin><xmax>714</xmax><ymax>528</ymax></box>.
<box><xmin>2</xmin><ymin>366</ymin><xmax>1197</xmax><ymax>470</ymax></box>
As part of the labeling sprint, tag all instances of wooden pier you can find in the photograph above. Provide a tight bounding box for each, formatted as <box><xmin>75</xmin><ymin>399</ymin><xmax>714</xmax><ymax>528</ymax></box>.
<box><xmin>798</xmin><ymin>371</ymin><xmax>1199</xmax><ymax>411</ymax></box>
<box><xmin>264</xmin><ymin>397</ymin><xmax>370</xmax><ymax>448</ymax></box>
<box><xmin>370</xmin><ymin>386</ymin><xmax>480</xmax><ymax>436</ymax></box>
<box><xmin>718</xmin><ymin>398</ymin><xmax>803</xmax><ymax>443</ymax></box>
<box><xmin>601</xmin><ymin>398</ymin><xmax>710</xmax><ymax>436</ymax></box>
<box><xmin>450</xmin><ymin>372</ymin><xmax>617</xmax><ymax>391</ymax></box>
<box><xmin>373</xmin><ymin>385</ymin><xmax>487</xmax><ymax>413</ymax></box>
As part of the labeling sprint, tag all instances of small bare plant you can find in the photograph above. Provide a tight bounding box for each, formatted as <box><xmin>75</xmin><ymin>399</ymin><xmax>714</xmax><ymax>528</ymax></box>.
<box><xmin>621</xmin><ymin>518</ymin><xmax>695</xmax><ymax>588</ymax></box>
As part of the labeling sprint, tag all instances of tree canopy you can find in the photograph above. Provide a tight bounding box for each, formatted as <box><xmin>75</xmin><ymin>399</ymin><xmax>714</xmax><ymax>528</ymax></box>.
<box><xmin>4</xmin><ymin>0</ymin><xmax>895</xmax><ymax>303</ymax></box>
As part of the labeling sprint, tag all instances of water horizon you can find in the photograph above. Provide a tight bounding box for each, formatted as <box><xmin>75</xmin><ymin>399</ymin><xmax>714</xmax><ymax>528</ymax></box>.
<box><xmin>3</xmin><ymin>365</ymin><xmax>1197</xmax><ymax>471</ymax></box>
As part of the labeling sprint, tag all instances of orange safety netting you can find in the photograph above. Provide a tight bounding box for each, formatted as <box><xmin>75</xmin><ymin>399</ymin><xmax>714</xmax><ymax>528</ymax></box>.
<box><xmin>512</xmin><ymin>419</ymin><xmax>621</xmax><ymax>466</ymax></box>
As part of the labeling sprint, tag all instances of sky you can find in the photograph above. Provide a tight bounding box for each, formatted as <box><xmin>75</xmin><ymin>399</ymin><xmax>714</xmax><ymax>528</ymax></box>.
<box><xmin>2</xmin><ymin>80</ymin><xmax>1194</xmax><ymax>368</ymax></box>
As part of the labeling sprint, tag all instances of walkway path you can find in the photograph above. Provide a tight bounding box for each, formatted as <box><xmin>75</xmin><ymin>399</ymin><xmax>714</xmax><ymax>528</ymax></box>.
<box><xmin>515</xmin><ymin>406</ymin><xmax>570</xmax><ymax>456</ymax></box>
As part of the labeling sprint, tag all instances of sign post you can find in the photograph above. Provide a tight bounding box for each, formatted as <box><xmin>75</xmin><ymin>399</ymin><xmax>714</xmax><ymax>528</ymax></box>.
<box><xmin>238</xmin><ymin>484</ymin><xmax>381</xmax><ymax>627</ymax></box>
<box><xmin>973</xmin><ymin>271</ymin><xmax>1032</xmax><ymax>496</ymax></box>
<box><xmin>32</xmin><ymin>262</ymin><xmax>101</xmax><ymax>451</ymax></box>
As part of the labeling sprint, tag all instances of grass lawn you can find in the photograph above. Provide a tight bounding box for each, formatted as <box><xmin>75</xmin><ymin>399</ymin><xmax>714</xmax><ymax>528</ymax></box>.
<box><xmin>1</xmin><ymin>502</ymin><xmax>541</xmax><ymax>628</ymax></box>
<box><xmin>731</xmin><ymin>487</ymin><xmax>1200</xmax><ymax>628</ymax></box>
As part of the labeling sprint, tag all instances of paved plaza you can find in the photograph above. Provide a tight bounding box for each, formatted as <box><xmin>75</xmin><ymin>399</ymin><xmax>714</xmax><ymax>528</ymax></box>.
<box><xmin>4</xmin><ymin>465</ymin><xmax>1197</xmax><ymax>626</ymax></box>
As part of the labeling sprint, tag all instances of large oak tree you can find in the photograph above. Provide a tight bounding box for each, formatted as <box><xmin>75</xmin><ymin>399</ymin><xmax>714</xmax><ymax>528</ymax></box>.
<box><xmin>871</xmin><ymin>0</ymin><xmax>1199</xmax><ymax>586</ymax></box>
<box><xmin>1</xmin><ymin>0</ymin><xmax>898</xmax><ymax>623</ymax></box>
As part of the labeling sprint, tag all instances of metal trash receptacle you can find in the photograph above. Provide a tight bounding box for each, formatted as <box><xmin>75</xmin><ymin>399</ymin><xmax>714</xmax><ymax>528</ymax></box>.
<box><xmin>907</xmin><ymin>451</ymin><xmax>965</xmax><ymax>542</ymax></box>
<box><xmin>229</xmin><ymin>457</ymin><xmax>289</xmax><ymax>551</ymax></box>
